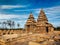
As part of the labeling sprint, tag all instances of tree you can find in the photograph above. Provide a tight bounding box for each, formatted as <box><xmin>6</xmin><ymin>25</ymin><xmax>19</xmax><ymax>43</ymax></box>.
<box><xmin>7</xmin><ymin>20</ymin><xmax>12</xmax><ymax>29</ymax></box>
<box><xmin>54</xmin><ymin>27</ymin><xmax>60</xmax><ymax>31</ymax></box>
<box><xmin>17</xmin><ymin>23</ymin><xmax>20</xmax><ymax>29</ymax></box>
<box><xmin>11</xmin><ymin>21</ymin><xmax>15</xmax><ymax>29</ymax></box>
<box><xmin>2</xmin><ymin>21</ymin><xmax>7</xmax><ymax>29</ymax></box>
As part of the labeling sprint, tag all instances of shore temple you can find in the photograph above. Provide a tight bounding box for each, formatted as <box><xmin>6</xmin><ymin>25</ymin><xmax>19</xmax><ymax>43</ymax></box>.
<box><xmin>25</xmin><ymin>9</ymin><xmax>54</xmax><ymax>33</ymax></box>
<box><xmin>0</xmin><ymin>9</ymin><xmax>60</xmax><ymax>45</ymax></box>
<box><xmin>0</xmin><ymin>9</ymin><xmax>54</xmax><ymax>35</ymax></box>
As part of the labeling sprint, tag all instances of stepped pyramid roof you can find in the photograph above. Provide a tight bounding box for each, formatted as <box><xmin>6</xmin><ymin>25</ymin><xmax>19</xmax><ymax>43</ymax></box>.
<box><xmin>26</xmin><ymin>12</ymin><xmax>36</xmax><ymax>25</ymax></box>
<box><xmin>37</xmin><ymin>9</ymin><xmax>48</xmax><ymax>22</ymax></box>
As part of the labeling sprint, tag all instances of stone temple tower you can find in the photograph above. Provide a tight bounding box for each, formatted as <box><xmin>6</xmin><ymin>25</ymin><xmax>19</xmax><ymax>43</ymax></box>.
<box><xmin>25</xmin><ymin>12</ymin><xmax>36</xmax><ymax>33</ymax></box>
<box><xmin>36</xmin><ymin>9</ymin><xmax>54</xmax><ymax>33</ymax></box>
<box><xmin>37</xmin><ymin>9</ymin><xmax>48</xmax><ymax>23</ymax></box>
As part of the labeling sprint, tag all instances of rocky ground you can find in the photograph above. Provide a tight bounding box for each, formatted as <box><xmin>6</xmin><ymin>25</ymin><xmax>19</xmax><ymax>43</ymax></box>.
<box><xmin>0</xmin><ymin>33</ymin><xmax>60</xmax><ymax>45</ymax></box>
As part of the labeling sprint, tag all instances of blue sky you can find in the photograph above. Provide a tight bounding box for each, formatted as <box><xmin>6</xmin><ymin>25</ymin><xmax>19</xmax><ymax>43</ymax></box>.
<box><xmin>0</xmin><ymin>0</ymin><xmax>60</xmax><ymax>28</ymax></box>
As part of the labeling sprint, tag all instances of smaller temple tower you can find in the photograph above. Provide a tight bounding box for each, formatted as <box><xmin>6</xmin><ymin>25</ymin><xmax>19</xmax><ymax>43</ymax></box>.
<box><xmin>25</xmin><ymin>12</ymin><xmax>36</xmax><ymax>33</ymax></box>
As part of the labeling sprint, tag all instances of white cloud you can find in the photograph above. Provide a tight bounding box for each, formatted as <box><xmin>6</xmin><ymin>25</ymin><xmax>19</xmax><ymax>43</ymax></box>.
<box><xmin>35</xmin><ymin>6</ymin><xmax>60</xmax><ymax>18</ymax></box>
<box><xmin>0</xmin><ymin>5</ymin><xmax>27</xmax><ymax>9</ymax></box>
<box><xmin>35</xmin><ymin>6</ymin><xmax>60</xmax><ymax>14</ymax></box>
<box><xmin>44</xmin><ymin>6</ymin><xmax>60</xmax><ymax>15</ymax></box>
<box><xmin>0</xmin><ymin>13</ymin><xmax>29</xmax><ymax>19</ymax></box>
<box><xmin>0</xmin><ymin>14</ymin><xmax>20</xmax><ymax>19</ymax></box>
<box><xmin>17</xmin><ymin>20</ymin><xmax>27</xmax><ymax>23</ymax></box>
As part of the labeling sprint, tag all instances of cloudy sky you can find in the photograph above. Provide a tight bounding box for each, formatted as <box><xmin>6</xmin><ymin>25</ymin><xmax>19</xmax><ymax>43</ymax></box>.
<box><xmin>0</xmin><ymin>0</ymin><xmax>60</xmax><ymax>28</ymax></box>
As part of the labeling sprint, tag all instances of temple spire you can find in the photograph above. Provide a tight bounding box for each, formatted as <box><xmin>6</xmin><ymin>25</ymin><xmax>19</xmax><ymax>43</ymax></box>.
<box><xmin>37</xmin><ymin>9</ymin><xmax>48</xmax><ymax>22</ymax></box>
<box><xmin>26</xmin><ymin>12</ymin><xmax>36</xmax><ymax>23</ymax></box>
<box><xmin>28</xmin><ymin>12</ymin><xmax>34</xmax><ymax>19</ymax></box>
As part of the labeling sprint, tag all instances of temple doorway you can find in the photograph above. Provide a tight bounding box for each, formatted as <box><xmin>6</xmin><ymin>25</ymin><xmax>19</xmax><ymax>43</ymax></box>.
<box><xmin>46</xmin><ymin>27</ymin><xmax>48</xmax><ymax>33</ymax></box>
